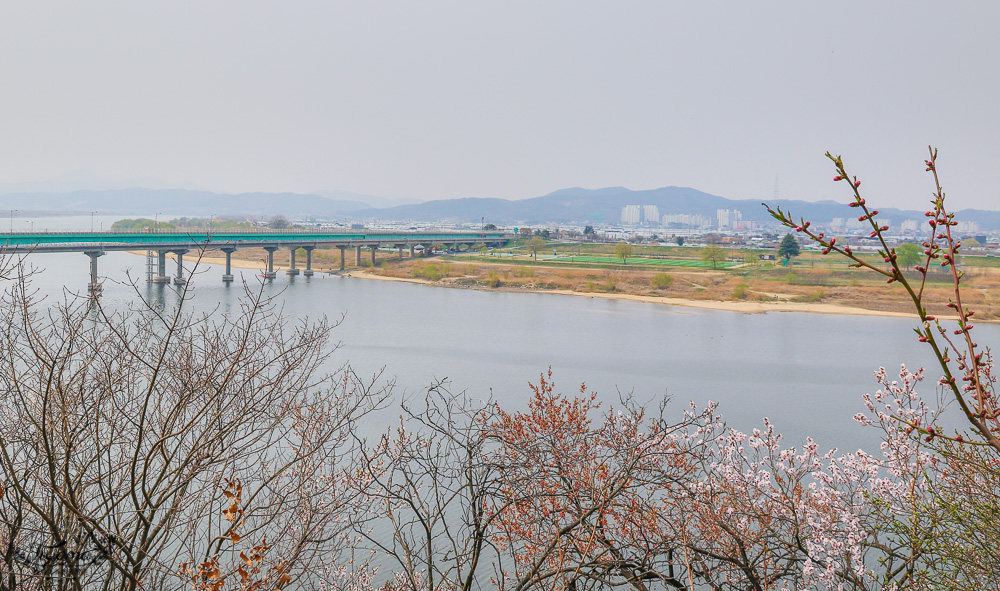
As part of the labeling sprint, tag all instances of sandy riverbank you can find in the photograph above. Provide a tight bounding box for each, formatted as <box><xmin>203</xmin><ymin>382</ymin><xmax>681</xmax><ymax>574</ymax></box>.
<box><xmin>349</xmin><ymin>270</ymin><xmax>933</xmax><ymax>319</ymax></box>
<box><xmin>135</xmin><ymin>251</ymin><xmax>943</xmax><ymax>320</ymax></box>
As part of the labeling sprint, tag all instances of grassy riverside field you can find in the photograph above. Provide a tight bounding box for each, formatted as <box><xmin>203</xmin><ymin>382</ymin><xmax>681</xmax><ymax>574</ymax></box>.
<box><xmin>225</xmin><ymin>240</ymin><xmax>1000</xmax><ymax>321</ymax></box>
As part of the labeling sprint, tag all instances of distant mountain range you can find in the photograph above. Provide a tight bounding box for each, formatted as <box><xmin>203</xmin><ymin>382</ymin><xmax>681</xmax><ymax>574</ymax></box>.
<box><xmin>1</xmin><ymin>185</ymin><xmax>998</xmax><ymax>231</ymax></box>
<box><xmin>346</xmin><ymin>186</ymin><xmax>1000</xmax><ymax>232</ymax></box>
<box><xmin>0</xmin><ymin>188</ymin><xmax>370</xmax><ymax>217</ymax></box>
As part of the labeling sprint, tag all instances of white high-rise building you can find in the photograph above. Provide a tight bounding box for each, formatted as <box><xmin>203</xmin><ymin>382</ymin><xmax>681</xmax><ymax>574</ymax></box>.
<box><xmin>955</xmin><ymin>220</ymin><xmax>980</xmax><ymax>233</ymax></box>
<box><xmin>621</xmin><ymin>205</ymin><xmax>642</xmax><ymax>225</ymax></box>
<box><xmin>662</xmin><ymin>213</ymin><xmax>710</xmax><ymax>227</ymax></box>
<box><xmin>642</xmin><ymin>205</ymin><xmax>660</xmax><ymax>226</ymax></box>
<box><xmin>621</xmin><ymin>205</ymin><xmax>661</xmax><ymax>226</ymax></box>
<box><xmin>717</xmin><ymin>209</ymin><xmax>743</xmax><ymax>229</ymax></box>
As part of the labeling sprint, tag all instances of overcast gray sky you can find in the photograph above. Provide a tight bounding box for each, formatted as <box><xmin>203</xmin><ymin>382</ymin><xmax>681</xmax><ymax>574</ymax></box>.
<box><xmin>1</xmin><ymin>1</ymin><xmax>998</xmax><ymax>210</ymax></box>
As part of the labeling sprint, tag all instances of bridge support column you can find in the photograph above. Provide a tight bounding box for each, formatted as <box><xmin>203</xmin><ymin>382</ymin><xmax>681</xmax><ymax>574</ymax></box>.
<box><xmin>398</xmin><ymin>245</ymin><xmax>404</xmax><ymax>260</ymax></box>
<box><xmin>221</xmin><ymin>247</ymin><xmax>236</xmax><ymax>282</ymax></box>
<box><xmin>153</xmin><ymin>250</ymin><xmax>170</xmax><ymax>284</ymax></box>
<box><xmin>286</xmin><ymin>247</ymin><xmax>300</xmax><ymax>276</ymax></box>
<box><xmin>84</xmin><ymin>250</ymin><xmax>104</xmax><ymax>296</ymax></box>
<box><xmin>370</xmin><ymin>245</ymin><xmax>377</xmax><ymax>266</ymax></box>
<box><xmin>409</xmin><ymin>245</ymin><xmax>415</xmax><ymax>258</ymax></box>
<box><xmin>338</xmin><ymin>246</ymin><xmax>346</xmax><ymax>271</ymax></box>
<box><xmin>262</xmin><ymin>247</ymin><xmax>278</xmax><ymax>279</ymax></box>
<box><xmin>172</xmin><ymin>249</ymin><xmax>189</xmax><ymax>286</ymax></box>
<box><xmin>303</xmin><ymin>246</ymin><xmax>315</xmax><ymax>276</ymax></box>
<box><xmin>355</xmin><ymin>246</ymin><xmax>362</xmax><ymax>266</ymax></box>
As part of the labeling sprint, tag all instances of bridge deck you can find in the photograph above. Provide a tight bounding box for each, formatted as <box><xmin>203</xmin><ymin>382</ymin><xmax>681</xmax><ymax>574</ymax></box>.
<box><xmin>0</xmin><ymin>230</ymin><xmax>512</xmax><ymax>253</ymax></box>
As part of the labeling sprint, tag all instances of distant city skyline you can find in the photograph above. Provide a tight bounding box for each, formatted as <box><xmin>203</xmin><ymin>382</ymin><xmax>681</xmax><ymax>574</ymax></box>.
<box><xmin>2</xmin><ymin>2</ymin><xmax>998</xmax><ymax>211</ymax></box>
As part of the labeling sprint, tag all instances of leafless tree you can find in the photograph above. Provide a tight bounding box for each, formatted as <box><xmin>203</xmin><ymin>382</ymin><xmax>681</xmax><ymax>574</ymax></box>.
<box><xmin>0</xmin><ymin>256</ymin><xmax>390</xmax><ymax>591</ymax></box>
<box><xmin>351</xmin><ymin>382</ymin><xmax>509</xmax><ymax>591</ymax></box>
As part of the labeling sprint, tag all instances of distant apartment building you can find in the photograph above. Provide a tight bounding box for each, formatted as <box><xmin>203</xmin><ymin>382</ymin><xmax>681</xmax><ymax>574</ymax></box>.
<box><xmin>621</xmin><ymin>205</ymin><xmax>642</xmax><ymax>225</ymax></box>
<box><xmin>621</xmin><ymin>205</ymin><xmax>661</xmax><ymax>226</ymax></box>
<box><xmin>662</xmin><ymin>213</ymin><xmax>711</xmax><ymax>228</ymax></box>
<box><xmin>955</xmin><ymin>220</ymin><xmax>979</xmax><ymax>234</ymax></box>
<box><xmin>900</xmin><ymin>219</ymin><xmax>920</xmax><ymax>233</ymax></box>
<box><xmin>716</xmin><ymin>209</ymin><xmax>743</xmax><ymax>229</ymax></box>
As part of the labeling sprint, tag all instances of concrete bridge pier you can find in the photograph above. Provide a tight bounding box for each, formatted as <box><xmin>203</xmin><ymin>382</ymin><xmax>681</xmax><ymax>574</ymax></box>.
<box><xmin>303</xmin><ymin>246</ymin><xmax>315</xmax><ymax>276</ymax></box>
<box><xmin>262</xmin><ymin>247</ymin><xmax>278</xmax><ymax>279</ymax></box>
<box><xmin>172</xmin><ymin>249</ymin><xmax>189</xmax><ymax>286</ymax></box>
<box><xmin>286</xmin><ymin>247</ymin><xmax>300</xmax><ymax>276</ymax></box>
<box><xmin>338</xmin><ymin>246</ymin><xmax>346</xmax><ymax>271</ymax></box>
<box><xmin>409</xmin><ymin>244</ymin><xmax>415</xmax><ymax>258</ymax></box>
<box><xmin>221</xmin><ymin>247</ymin><xmax>236</xmax><ymax>282</ymax></box>
<box><xmin>153</xmin><ymin>250</ymin><xmax>171</xmax><ymax>284</ymax></box>
<box><xmin>84</xmin><ymin>250</ymin><xmax>104</xmax><ymax>296</ymax></box>
<box><xmin>355</xmin><ymin>246</ymin><xmax>362</xmax><ymax>266</ymax></box>
<box><xmin>370</xmin><ymin>245</ymin><xmax>377</xmax><ymax>266</ymax></box>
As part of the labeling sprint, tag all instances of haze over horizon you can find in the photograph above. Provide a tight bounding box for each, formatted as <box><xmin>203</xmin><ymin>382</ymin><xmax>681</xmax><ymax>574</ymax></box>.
<box><xmin>2</xmin><ymin>2</ymin><xmax>997</xmax><ymax>211</ymax></box>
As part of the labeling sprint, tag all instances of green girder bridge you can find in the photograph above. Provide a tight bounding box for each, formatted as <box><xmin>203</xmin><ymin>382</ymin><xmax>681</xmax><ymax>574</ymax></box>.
<box><xmin>0</xmin><ymin>229</ymin><xmax>513</xmax><ymax>294</ymax></box>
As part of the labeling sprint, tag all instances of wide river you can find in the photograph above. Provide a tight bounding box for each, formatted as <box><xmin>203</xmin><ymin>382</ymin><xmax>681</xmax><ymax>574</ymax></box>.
<box><xmin>12</xmin><ymin>229</ymin><xmax>992</xmax><ymax>456</ymax></box>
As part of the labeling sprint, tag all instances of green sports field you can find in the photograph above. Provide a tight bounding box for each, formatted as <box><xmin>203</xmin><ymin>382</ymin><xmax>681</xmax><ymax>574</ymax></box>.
<box><xmin>538</xmin><ymin>254</ymin><xmax>739</xmax><ymax>268</ymax></box>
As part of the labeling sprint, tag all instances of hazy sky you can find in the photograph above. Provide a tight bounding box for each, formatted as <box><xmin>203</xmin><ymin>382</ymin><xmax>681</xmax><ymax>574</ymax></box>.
<box><xmin>2</xmin><ymin>2</ymin><xmax>998</xmax><ymax>210</ymax></box>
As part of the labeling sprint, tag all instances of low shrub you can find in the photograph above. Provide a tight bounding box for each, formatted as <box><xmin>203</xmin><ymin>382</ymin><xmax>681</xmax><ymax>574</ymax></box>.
<box><xmin>651</xmin><ymin>273</ymin><xmax>674</xmax><ymax>289</ymax></box>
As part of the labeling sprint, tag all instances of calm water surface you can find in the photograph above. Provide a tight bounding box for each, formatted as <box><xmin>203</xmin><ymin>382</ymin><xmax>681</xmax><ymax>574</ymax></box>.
<box><xmin>16</xmin><ymin>247</ymin><xmax>990</xmax><ymax>455</ymax></box>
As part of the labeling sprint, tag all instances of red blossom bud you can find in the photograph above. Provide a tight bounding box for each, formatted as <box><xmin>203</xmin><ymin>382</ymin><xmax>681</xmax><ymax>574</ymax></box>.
<box><xmin>929</xmin><ymin>220</ymin><xmax>937</xmax><ymax>227</ymax></box>
<box><xmin>854</xmin><ymin>180</ymin><xmax>861</xmax><ymax>188</ymax></box>
<box><xmin>834</xmin><ymin>176</ymin><xmax>843</xmax><ymax>181</ymax></box>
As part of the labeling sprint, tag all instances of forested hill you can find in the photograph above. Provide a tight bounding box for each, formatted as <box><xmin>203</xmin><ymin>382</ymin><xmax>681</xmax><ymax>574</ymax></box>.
<box><xmin>347</xmin><ymin>186</ymin><xmax>975</xmax><ymax>229</ymax></box>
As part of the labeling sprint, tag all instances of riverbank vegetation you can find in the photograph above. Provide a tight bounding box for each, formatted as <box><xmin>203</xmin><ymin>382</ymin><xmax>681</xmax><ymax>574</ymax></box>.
<box><xmin>222</xmin><ymin>227</ymin><xmax>1000</xmax><ymax>320</ymax></box>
